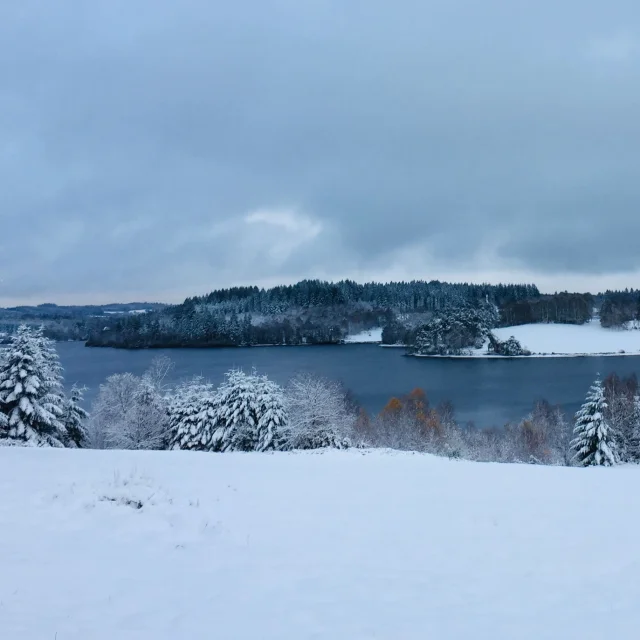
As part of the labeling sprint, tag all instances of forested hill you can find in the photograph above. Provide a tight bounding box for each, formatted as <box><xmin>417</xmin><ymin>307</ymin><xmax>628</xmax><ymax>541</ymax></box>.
<box><xmin>86</xmin><ymin>279</ymin><xmax>542</xmax><ymax>348</ymax></box>
<box><xmin>5</xmin><ymin>281</ymin><xmax>633</xmax><ymax>349</ymax></box>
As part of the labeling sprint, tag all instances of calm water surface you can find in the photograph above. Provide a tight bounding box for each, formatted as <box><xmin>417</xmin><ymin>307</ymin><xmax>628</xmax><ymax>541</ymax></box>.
<box><xmin>56</xmin><ymin>343</ymin><xmax>640</xmax><ymax>428</ymax></box>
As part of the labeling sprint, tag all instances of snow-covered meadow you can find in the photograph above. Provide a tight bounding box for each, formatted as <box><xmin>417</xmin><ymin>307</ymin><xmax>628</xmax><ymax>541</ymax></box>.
<box><xmin>346</xmin><ymin>321</ymin><xmax>640</xmax><ymax>356</ymax></box>
<box><xmin>2</xmin><ymin>447</ymin><xmax>639</xmax><ymax>639</ymax></box>
<box><xmin>343</xmin><ymin>327</ymin><xmax>383</xmax><ymax>343</ymax></box>
<box><xmin>489</xmin><ymin>322</ymin><xmax>640</xmax><ymax>356</ymax></box>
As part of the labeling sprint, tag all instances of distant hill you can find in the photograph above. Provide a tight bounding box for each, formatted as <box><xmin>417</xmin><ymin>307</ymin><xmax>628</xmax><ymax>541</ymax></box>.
<box><xmin>0</xmin><ymin>302</ymin><xmax>167</xmax><ymax>342</ymax></box>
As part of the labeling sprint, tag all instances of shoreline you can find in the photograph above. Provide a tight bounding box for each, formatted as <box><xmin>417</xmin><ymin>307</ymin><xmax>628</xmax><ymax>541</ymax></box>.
<box><xmin>412</xmin><ymin>351</ymin><xmax>640</xmax><ymax>359</ymax></box>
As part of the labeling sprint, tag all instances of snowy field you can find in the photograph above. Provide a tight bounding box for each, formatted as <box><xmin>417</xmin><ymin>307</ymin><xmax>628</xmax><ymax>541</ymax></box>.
<box><xmin>489</xmin><ymin>322</ymin><xmax>640</xmax><ymax>356</ymax></box>
<box><xmin>343</xmin><ymin>327</ymin><xmax>383</xmax><ymax>343</ymax></box>
<box><xmin>1</xmin><ymin>448</ymin><xmax>639</xmax><ymax>639</ymax></box>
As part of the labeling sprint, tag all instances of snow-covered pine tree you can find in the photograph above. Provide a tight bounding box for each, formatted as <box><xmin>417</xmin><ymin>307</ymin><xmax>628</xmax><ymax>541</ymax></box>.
<box><xmin>168</xmin><ymin>378</ymin><xmax>217</xmax><ymax>451</ymax></box>
<box><xmin>254</xmin><ymin>374</ymin><xmax>287</xmax><ymax>452</ymax></box>
<box><xmin>571</xmin><ymin>377</ymin><xmax>619</xmax><ymax>467</ymax></box>
<box><xmin>34</xmin><ymin>326</ymin><xmax>68</xmax><ymax>436</ymax></box>
<box><xmin>34</xmin><ymin>327</ymin><xmax>64</xmax><ymax>393</ymax></box>
<box><xmin>209</xmin><ymin>369</ymin><xmax>259</xmax><ymax>452</ymax></box>
<box><xmin>62</xmin><ymin>384</ymin><xmax>89</xmax><ymax>448</ymax></box>
<box><xmin>0</xmin><ymin>325</ymin><xmax>66</xmax><ymax>446</ymax></box>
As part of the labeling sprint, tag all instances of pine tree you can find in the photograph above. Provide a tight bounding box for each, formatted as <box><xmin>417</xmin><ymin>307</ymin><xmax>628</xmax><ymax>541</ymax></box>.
<box><xmin>210</xmin><ymin>369</ymin><xmax>259</xmax><ymax>452</ymax></box>
<box><xmin>0</xmin><ymin>325</ymin><xmax>66</xmax><ymax>446</ymax></box>
<box><xmin>35</xmin><ymin>326</ymin><xmax>68</xmax><ymax>436</ymax></box>
<box><xmin>254</xmin><ymin>374</ymin><xmax>287</xmax><ymax>452</ymax></box>
<box><xmin>62</xmin><ymin>384</ymin><xmax>89</xmax><ymax>448</ymax></box>
<box><xmin>571</xmin><ymin>377</ymin><xmax>619</xmax><ymax>467</ymax></box>
<box><xmin>168</xmin><ymin>378</ymin><xmax>216</xmax><ymax>451</ymax></box>
<box><xmin>35</xmin><ymin>327</ymin><xmax>64</xmax><ymax>397</ymax></box>
<box><xmin>208</xmin><ymin>369</ymin><xmax>287</xmax><ymax>452</ymax></box>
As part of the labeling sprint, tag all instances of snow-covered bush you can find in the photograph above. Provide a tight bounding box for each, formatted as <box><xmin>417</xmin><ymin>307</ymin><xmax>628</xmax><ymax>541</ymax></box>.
<box><xmin>90</xmin><ymin>372</ymin><xmax>170</xmax><ymax>450</ymax></box>
<box><xmin>210</xmin><ymin>369</ymin><xmax>287</xmax><ymax>452</ymax></box>
<box><xmin>571</xmin><ymin>377</ymin><xmax>619</xmax><ymax>467</ymax></box>
<box><xmin>0</xmin><ymin>325</ymin><xmax>66</xmax><ymax>446</ymax></box>
<box><xmin>283</xmin><ymin>374</ymin><xmax>354</xmax><ymax>450</ymax></box>
<box><xmin>630</xmin><ymin>395</ymin><xmax>640</xmax><ymax>462</ymax></box>
<box><xmin>602</xmin><ymin>373</ymin><xmax>639</xmax><ymax>462</ymax></box>
<box><xmin>168</xmin><ymin>378</ymin><xmax>217</xmax><ymax>451</ymax></box>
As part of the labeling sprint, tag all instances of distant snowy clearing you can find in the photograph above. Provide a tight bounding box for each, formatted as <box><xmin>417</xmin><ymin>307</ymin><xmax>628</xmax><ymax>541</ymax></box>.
<box><xmin>413</xmin><ymin>322</ymin><xmax>640</xmax><ymax>358</ymax></box>
<box><xmin>1</xmin><ymin>448</ymin><xmax>639</xmax><ymax>639</ymax></box>
<box><xmin>489</xmin><ymin>322</ymin><xmax>640</xmax><ymax>357</ymax></box>
<box><xmin>343</xmin><ymin>327</ymin><xmax>383</xmax><ymax>343</ymax></box>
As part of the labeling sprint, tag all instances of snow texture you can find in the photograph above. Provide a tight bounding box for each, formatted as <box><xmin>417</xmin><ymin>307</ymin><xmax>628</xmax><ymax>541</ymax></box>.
<box><xmin>1</xmin><ymin>447</ymin><xmax>640</xmax><ymax>639</ymax></box>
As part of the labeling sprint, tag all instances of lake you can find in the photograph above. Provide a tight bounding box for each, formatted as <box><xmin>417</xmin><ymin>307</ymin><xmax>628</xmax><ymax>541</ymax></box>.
<box><xmin>55</xmin><ymin>342</ymin><xmax>640</xmax><ymax>428</ymax></box>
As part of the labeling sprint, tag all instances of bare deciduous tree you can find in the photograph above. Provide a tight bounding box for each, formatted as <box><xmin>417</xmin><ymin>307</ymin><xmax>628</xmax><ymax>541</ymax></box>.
<box><xmin>284</xmin><ymin>374</ymin><xmax>354</xmax><ymax>449</ymax></box>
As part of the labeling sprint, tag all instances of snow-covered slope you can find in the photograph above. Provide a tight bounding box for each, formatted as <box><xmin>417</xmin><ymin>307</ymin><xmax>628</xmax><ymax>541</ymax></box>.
<box><xmin>343</xmin><ymin>327</ymin><xmax>383</xmax><ymax>343</ymax></box>
<box><xmin>1</xmin><ymin>448</ymin><xmax>639</xmax><ymax>639</ymax></box>
<box><xmin>491</xmin><ymin>322</ymin><xmax>640</xmax><ymax>356</ymax></box>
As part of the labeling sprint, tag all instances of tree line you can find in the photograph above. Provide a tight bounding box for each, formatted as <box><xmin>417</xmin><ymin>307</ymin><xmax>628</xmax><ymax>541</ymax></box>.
<box><xmin>2</xmin><ymin>325</ymin><xmax>639</xmax><ymax>467</ymax></box>
<box><xmin>85</xmin><ymin>279</ymin><xmax>538</xmax><ymax>348</ymax></box>
<box><xmin>3</xmin><ymin>283</ymin><xmax>639</xmax><ymax>350</ymax></box>
<box><xmin>599</xmin><ymin>289</ymin><xmax>640</xmax><ymax>328</ymax></box>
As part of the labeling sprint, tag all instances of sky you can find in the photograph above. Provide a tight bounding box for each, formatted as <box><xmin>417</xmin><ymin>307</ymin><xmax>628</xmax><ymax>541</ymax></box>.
<box><xmin>1</xmin><ymin>1</ymin><xmax>640</xmax><ymax>305</ymax></box>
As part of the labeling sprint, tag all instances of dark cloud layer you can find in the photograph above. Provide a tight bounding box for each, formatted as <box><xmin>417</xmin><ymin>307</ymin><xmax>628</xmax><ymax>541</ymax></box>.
<box><xmin>1</xmin><ymin>1</ymin><xmax>640</xmax><ymax>303</ymax></box>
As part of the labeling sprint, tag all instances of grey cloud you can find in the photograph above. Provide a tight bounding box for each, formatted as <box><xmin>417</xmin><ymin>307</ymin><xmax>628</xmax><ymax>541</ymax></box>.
<box><xmin>1</xmin><ymin>1</ymin><xmax>640</xmax><ymax>303</ymax></box>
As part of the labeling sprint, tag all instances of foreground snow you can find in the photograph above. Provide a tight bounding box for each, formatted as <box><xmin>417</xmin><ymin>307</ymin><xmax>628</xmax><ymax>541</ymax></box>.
<box><xmin>1</xmin><ymin>449</ymin><xmax>639</xmax><ymax>639</ymax></box>
<box><xmin>343</xmin><ymin>327</ymin><xmax>383</xmax><ymax>343</ymax></box>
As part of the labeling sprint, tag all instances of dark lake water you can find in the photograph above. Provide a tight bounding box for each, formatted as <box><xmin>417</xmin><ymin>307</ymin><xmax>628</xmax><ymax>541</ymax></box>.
<box><xmin>55</xmin><ymin>342</ymin><xmax>640</xmax><ymax>428</ymax></box>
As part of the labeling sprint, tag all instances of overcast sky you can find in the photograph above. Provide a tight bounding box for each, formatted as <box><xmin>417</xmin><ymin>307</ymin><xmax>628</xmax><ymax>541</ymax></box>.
<box><xmin>1</xmin><ymin>1</ymin><xmax>639</xmax><ymax>305</ymax></box>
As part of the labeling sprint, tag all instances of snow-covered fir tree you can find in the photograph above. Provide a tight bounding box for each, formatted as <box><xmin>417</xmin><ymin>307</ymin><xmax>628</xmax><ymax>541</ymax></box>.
<box><xmin>168</xmin><ymin>378</ymin><xmax>217</xmax><ymax>451</ymax></box>
<box><xmin>62</xmin><ymin>384</ymin><xmax>89</xmax><ymax>448</ymax></box>
<box><xmin>210</xmin><ymin>369</ymin><xmax>259</xmax><ymax>452</ymax></box>
<box><xmin>571</xmin><ymin>377</ymin><xmax>619</xmax><ymax>467</ymax></box>
<box><xmin>0</xmin><ymin>325</ymin><xmax>66</xmax><ymax>446</ymax></box>
<box><xmin>209</xmin><ymin>369</ymin><xmax>287</xmax><ymax>452</ymax></box>
<box><xmin>34</xmin><ymin>327</ymin><xmax>64</xmax><ymax>394</ymax></box>
<box><xmin>254</xmin><ymin>374</ymin><xmax>287</xmax><ymax>452</ymax></box>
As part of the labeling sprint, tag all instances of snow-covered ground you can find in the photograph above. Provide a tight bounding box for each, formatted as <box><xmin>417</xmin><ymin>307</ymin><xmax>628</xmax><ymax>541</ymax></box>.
<box><xmin>2</xmin><ymin>448</ymin><xmax>639</xmax><ymax>639</ymax></box>
<box><xmin>488</xmin><ymin>322</ymin><xmax>640</xmax><ymax>357</ymax></box>
<box><xmin>343</xmin><ymin>327</ymin><xmax>383</xmax><ymax>343</ymax></box>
